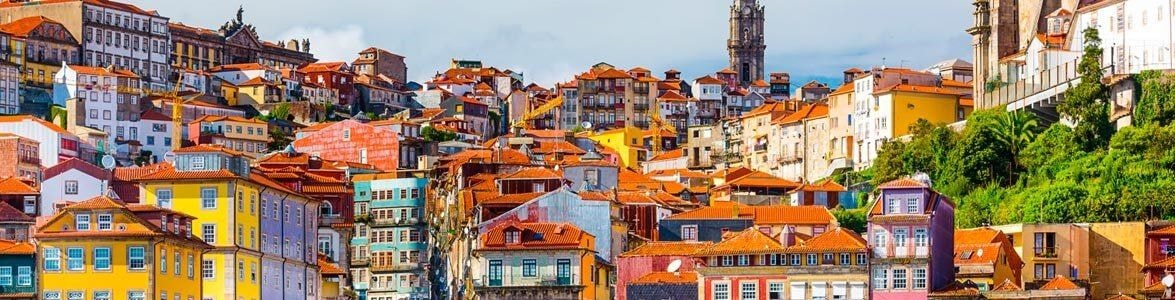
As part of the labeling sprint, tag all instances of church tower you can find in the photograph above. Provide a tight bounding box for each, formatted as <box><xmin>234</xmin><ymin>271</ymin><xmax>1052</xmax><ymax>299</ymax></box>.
<box><xmin>729</xmin><ymin>0</ymin><xmax>765</xmax><ymax>87</ymax></box>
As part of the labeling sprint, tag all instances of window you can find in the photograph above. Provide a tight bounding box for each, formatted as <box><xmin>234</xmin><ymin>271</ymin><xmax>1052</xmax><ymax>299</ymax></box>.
<box><xmin>66</xmin><ymin>247</ymin><xmax>83</xmax><ymax>271</ymax></box>
<box><xmin>94</xmin><ymin>247</ymin><xmax>111</xmax><ymax>270</ymax></box>
<box><xmin>857</xmin><ymin>253</ymin><xmax>867</xmax><ymax>265</ymax></box>
<box><xmin>93</xmin><ymin>291</ymin><xmax>110</xmax><ymax>300</ymax></box>
<box><xmin>887</xmin><ymin>199</ymin><xmax>900</xmax><ymax>214</ymax></box>
<box><xmin>15</xmin><ymin>267</ymin><xmax>29</xmax><ymax>286</ymax></box>
<box><xmin>737</xmin><ymin>255</ymin><xmax>749</xmax><ymax>266</ymax></box>
<box><xmin>128</xmin><ymin>291</ymin><xmax>145</xmax><ymax>300</ymax></box>
<box><xmin>97</xmin><ymin>214</ymin><xmax>113</xmax><ymax>231</ymax></box>
<box><xmin>202</xmin><ymin>224</ymin><xmax>216</xmax><ymax>243</ymax></box>
<box><xmin>160</xmin><ymin>248</ymin><xmax>166</xmax><ymax>273</ymax></box>
<box><xmin>873</xmin><ymin>268</ymin><xmax>888</xmax><ymax>289</ymax></box>
<box><xmin>913</xmin><ymin>268</ymin><xmax>927</xmax><ymax>289</ymax></box>
<box><xmin>892</xmin><ymin>268</ymin><xmax>907</xmax><ymax>289</ymax></box>
<box><xmin>681</xmin><ymin>225</ymin><xmax>699</xmax><ymax>241</ymax></box>
<box><xmin>191</xmin><ymin>156</ymin><xmax>205</xmax><ymax>169</ymax></box>
<box><xmin>713</xmin><ymin>282</ymin><xmax>731</xmax><ymax>300</ymax></box>
<box><xmin>129</xmin><ymin>247</ymin><xmax>145</xmax><ymax>270</ymax></box>
<box><xmin>790</xmin><ymin>254</ymin><xmax>800</xmax><ymax>266</ymax></box>
<box><xmin>202</xmin><ymin>260</ymin><xmax>214</xmax><ymax>279</ymax></box>
<box><xmin>522</xmin><ymin>259</ymin><xmax>537</xmax><ymax>277</ymax></box>
<box><xmin>906</xmin><ymin>198</ymin><xmax>918</xmax><ymax>213</ymax></box>
<box><xmin>67</xmin><ymin>292</ymin><xmax>83</xmax><ymax>300</ymax></box>
<box><xmin>840</xmin><ymin>253</ymin><xmax>850</xmax><ymax>265</ymax></box>
<box><xmin>65</xmin><ymin>180</ymin><xmax>79</xmax><ymax>194</ymax></box>
<box><xmin>75</xmin><ymin>214</ymin><xmax>91</xmax><ymax>231</ymax></box>
<box><xmin>44</xmin><ymin>247</ymin><xmax>60</xmax><ymax>271</ymax></box>
<box><xmin>894</xmin><ymin>228</ymin><xmax>908</xmax><ymax>248</ymax></box>
<box><xmin>174</xmin><ymin>251</ymin><xmax>180</xmax><ymax>275</ymax></box>
<box><xmin>768</xmin><ymin>282</ymin><xmax>785</xmax><ymax>300</ymax></box>
<box><xmin>721</xmin><ymin>256</ymin><xmax>733</xmax><ymax>266</ymax></box>
<box><xmin>157</xmin><ymin>189</ymin><xmax>173</xmax><ymax>209</ymax></box>
<box><xmin>201</xmin><ymin>188</ymin><xmax>217</xmax><ymax>209</ymax></box>
<box><xmin>45</xmin><ymin>291</ymin><xmax>61</xmax><ymax>300</ymax></box>
<box><xmin>0</xmin><ymin>267</ymin><xmax>11</xmax><ymax>285</ymax></box>
<box><xmin>807</xmin><ymin>254</ymin><xmax>817</xmax><ymax>265</ymax></box>
<box><xmin>741</xmin><ymin>282</ymin><xmax>757</xmax><ymax>300</ymax></box>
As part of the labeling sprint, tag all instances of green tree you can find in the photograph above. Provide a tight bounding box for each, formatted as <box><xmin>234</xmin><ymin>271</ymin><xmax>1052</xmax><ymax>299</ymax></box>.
<box><xmin>1058</xmin><ymin>27</ymin><xmax>1114</xmax><ymax>151</ymax></box>
<box><xmin>257</xmin><ymin>102</ymin><xmax>291</xmax><ymax>122</ymax></box>
<box><xmin>871</xmin><ymin>140</ymin><xmax>908</xmax><ymax>187</ymax></box>
<box><xmin>990</xmin><ymin>110</ymin><xmax>1039</xmax><ymax>173</ymax></box>
<box><xmin>831</xmin><ymin>208</ymin><xmax>868</xmax><ymax>233</ymax></box>
<box><xmin>421</xmin><ymin>126</ymin><xmax>458</xmax><ymax>142</ymax></box>
<box><xmin>1133</xmin><ymin>70</ymin><xmax>1175</xmax><ymax>126</ymax></box>
<box><xmin>268</xmin><ymin>127</ymin><xmax>292</xmax><ymax>152</ymax></box>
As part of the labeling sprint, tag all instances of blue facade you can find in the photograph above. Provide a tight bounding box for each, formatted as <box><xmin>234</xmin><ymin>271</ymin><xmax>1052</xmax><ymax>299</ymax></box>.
<box><xmin>352</xmin><ymin>176</ymin><xmax>430</xmax><ymax>299</ymax></box>
<box><xmin>258</xmin><ymin>187</ymin><xmax>319</xmax><ymax>300</ymax></box>
<box><xmin>0</xmin><ymin>253</ymin><xmax>35</xmax><ymax>297</ymax></box>
<box><xmin>656</xmin><ymin>219</ymin><xmax>753</xmax><ymax>242</ymax></box>
<box><xmin>626</xmin><ymin>283</ymin><xmax>697</xmax><ymax>300</ymax></box>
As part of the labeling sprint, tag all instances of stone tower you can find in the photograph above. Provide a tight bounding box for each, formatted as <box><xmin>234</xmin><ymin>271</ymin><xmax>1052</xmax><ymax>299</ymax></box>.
<box><xmin>729</xmin><ymin>0</ymin><xmax>765</xmax><ymax>87</ymax></box>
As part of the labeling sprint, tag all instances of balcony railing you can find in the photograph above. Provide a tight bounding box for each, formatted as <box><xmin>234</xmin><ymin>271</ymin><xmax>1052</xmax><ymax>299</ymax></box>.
<box><xmin>479</xmin><ymin>274</ymin><xmax>579</xmax><ymax>287</ymax></box>
<box><xmin>371</xmin><ymin>218</ymin><xmax>422</xmax><ymax>227</ymax></box>
<box><xmin>634</xmin><ymin>103</ymin><xmax>649</xmax><ymax>110</ymax></box>
<box><xmin>320</xmin><ymin>215</ymin><xmax>344</xmax><ymax>226</ymax></box>
<box><xmin>1034</xmin><ymin>246</ymin><xmax>1058</xmax><ymax>258</ymax></box>
<box><xmin>350</xmin><ymin>257</ymin><xmax>370</xmax><ymax>265</ymax></box>
<box><xmin>18</xmin><ymin>156</ymin><xmax>39</xmax><ymax>165</ymax></box>
<box><xmin>371</xmin><ymin>263</ymin><xmax>421</xmax><ymax>272</ymax></box>
<box><xmin>0</xmin><ymin>285</ymin><xmax>35</xmax><ymax>294</ymax></box>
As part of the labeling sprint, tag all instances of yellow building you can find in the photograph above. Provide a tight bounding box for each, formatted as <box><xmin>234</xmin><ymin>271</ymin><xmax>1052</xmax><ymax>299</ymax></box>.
<box><xmin>36</xmin><ymin>196</ymin><xmax>211</xmax><ymax>300</ymax></box>
<box><xmin>135</xmin><ymin>144</ymin><xmax>319</xmax><ymax>300</ymax></box>
<box><xmin>874</xmin><ymin>84</ymin><xmax>963</xmax><ymax>137</ymax></box>
<box><xmin>954</xmin><ymin>227</ymin><xmax>1024</xmax><ymax>291</ymax></box>
<box><xmin>187</xmin><ymin>115</ymin><xmax>271</xmax><ymax>158</ymax></box>
<box><xmin>588</xmin><ymin>126</ymin><xmax>646</xmax><ymax>169</ymax></box>
<box><xmin>989</xmin><ymin>223</ymin><xmax>1090</xmax><ymax>285</ymax></box>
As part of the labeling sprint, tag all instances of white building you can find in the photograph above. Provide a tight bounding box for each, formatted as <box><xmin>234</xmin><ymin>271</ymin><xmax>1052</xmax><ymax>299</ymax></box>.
<box><xmin>209</xmin><ymin>63</ymin><xmax>281</xmax><ymax>86</ymax></box>
<box><xmin>851</xmin><ymin>68</ymin><xmax>941</xmax><ymax>169</ymax></box>
<box><xmin>1070</xmin><ymin>0</ymin><xmax>1175</xmax><ymax>75</ymax></box>
<box><xmin>40</xmin><ymin>157</ymin><xmax>109</xmax><ymax>215</ymax></box>
<box><xmin>137</xmin><ymin>109</ymin><xmax>173</xmax><ymax>163</ymax></box>
<box><xmin>54</xmin><ymin>64</ymin><xmax>141</xmax><ymax>146</ymax></box>
<box><xmin>0</xmin><ymin>115</ymin><xmax>89</xmax><ymax>167</ymax></box>
<box><xmin>0</xmin><ymin>62</ymin><xmax>19</xmax><ymax>114</ymax></box>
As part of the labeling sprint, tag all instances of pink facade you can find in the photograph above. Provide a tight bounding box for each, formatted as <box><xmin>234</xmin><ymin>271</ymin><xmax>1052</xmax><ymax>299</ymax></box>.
<box><xmin>616</xmin><ymin>255</ymin><xmax>696</xmax><ymax>300</ymax></box>
<box><xmin>700</xmin><ymin>275</ymin><xmax>789</xmax><ymax>300</ymax></box>
<box><xmin>292</xmin><ymin>119</ymin><xmax>400</xmax><ymax>171</ymax></box>
<box><xmin>867</xmin><ymin>179</ymin><xmax>955</xmax><ymax>299</ymax></box>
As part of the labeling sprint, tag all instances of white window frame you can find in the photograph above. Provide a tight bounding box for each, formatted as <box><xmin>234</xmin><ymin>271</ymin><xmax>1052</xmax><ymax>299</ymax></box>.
<box><xmin>97</xmin><ymin>214</ymin><xmax>113</xmax><ymax>231</ymax></box>
<box><xmin>713</xmin><ymin>281</ymin><xmax>731</xmax><ymax>300</ymax></box>
<box><xmin>75</xmin><ymin>214</ymin><xmax>91</xmax><ymax>231</ymax></box>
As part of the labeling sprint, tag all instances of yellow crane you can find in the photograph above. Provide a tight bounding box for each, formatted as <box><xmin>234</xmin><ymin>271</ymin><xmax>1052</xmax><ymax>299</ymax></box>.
<box><xmin>119</xmin><ymin>79</ymin><xmax>205</xmax><ymax>151</ymax></box>
<box><xmin>648</xmin><ymin>98</ymin><xmax>677</xmax><ymax>153</ymax></box>
<box><xmin>511</xmin><ymin>95</ymin><xmax>563</xmax><ymax>130</ymax></box>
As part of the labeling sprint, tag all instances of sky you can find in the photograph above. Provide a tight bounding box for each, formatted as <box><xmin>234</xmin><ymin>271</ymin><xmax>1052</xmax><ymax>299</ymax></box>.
<box><xmin>126</xmin><ymin>0</ymin><xmax>974</xmax><ymax>88</ymax></box>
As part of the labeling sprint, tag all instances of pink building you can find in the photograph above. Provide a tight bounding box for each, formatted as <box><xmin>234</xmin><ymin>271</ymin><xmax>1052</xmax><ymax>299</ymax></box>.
<box><xmin>292</xmin><ymin>118</ymin><xmax>400</xmax><ymax>171</ymax></box>
<box><xmin>867</xmin><ymin>177</ymin><xmax>956</xmax><ymax>300</ymax></box>
<box><xmin>616</xmin><ymin>241</ymin><xmax>712</xmax><ymax>300</ymax></box>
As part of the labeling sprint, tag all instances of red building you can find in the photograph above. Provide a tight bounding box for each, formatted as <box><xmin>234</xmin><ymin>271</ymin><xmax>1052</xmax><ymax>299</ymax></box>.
<box><xmin>0</xmin><ymin>177</ymin><xmax>38</xmax><ymax>217</ymax></box>
<box><xmin>616</xmin><ymin>241</ymin><xmax>712</xmax><ymax>300</ymax></box>
<box><xmin>292</xmin><ymin>118</ymin><xmax>400</xmax><ymax>171</ymax></box>
<box><xmin>1144</xmin><ymin>224</ymin><xmax>1175</xmax><ymax>293</ymax></box>
<box><xmin>300</xmin><ymin>62</ymin><xmax>356</xmax><ymax>105</ymax></box>
<box><xmin>0</xmin><ymin>133</ymin><xmax>41</xmax><ymax>183</ymax></box>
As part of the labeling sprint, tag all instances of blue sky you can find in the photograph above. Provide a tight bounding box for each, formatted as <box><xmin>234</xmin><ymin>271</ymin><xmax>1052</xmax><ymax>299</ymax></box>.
<box><xmin>127</xmin><ymin>0</ymin><xmax>973</xmax><ymax>88</ymax></box>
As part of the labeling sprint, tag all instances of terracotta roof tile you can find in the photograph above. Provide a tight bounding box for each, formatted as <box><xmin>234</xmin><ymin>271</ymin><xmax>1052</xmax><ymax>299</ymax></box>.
<box><xmin>0</xmin><ymin>240</ymin><xmax>34</xmax><ymax>255</ymax></box>
<box><xmin>991</xmin><ymin>278</ymin><xmax>1022</xmax><ymax>291</ymax></box>
<box><xmin>172</xmin><ymin>144</ymin><xmax>248</xmax><ymax>156</ymax></box>
<box><xmin>873</xmin><ymin>83</ymin><xmax>964</xmax><ymax>96</ymax></box>
<box><xmin>0</xmin><ymin>16</ymin><xmax>64</xmax><ymax>38</ymax></box>
<box><xmin>878</xmin><ymin>178</ymin><xmax>929</xmax><ymax>189</ymax></box>
<box><xmin>750</xmin><ymin>79</ymin><xmax>769</xmax><ymax>87</ymax></box>
<box><xmin>0</xmin><ymin>177</ymin><xmax>36</xmax><ymax>194</ymax></box>
<box><xmin>479</xmin><ymin>192</ymin><xmax>546</xmax><ymax>206</ymax></box>
<box><xmin>0</xmin><ymin>201</ymin><xmax>32</xmax><ymax>223</ymax></box>
<box><xmin>318</xmin><ymin>255</ymin><xmax>346</xmax><ymax>275</ymax></box>
<box><xmin>630</xmin><ymin>271</ymin><xmax>698</xmax><ymax>285</ymax></box>
<box><xmin>112</xmin><ymin>163</ymin><xmax>172</xmax><ymax>181</ymax></box>
<box><xmin>139</xmin><ymin>109</ymin><xmax>172</xmax><ymax>122</ymax></box>
<box><xmin>772</xmin><ymin>103</ymin><xmax>829</xmax><ymax>125</ymax></box>
<box><xmin>665</xmin><ymin>204</ymin><xmax>834</xmax><ymax>226</ymax></box>
<box><xmin>620</xmin><ymin>241</ymin><xmax>713</xmax><ymax>257</ymax></box>
<box><xmin>1039</xmin><ymin>276</ymin><xmax>1082</xmax><ymax>290</ymax></box>
<box><xmin>714</xmin><ymin>170</ymin><xmax>801</xmax><ymax>191</ymax></box>
<box><xmin>789</xmin><ymin>227</ymin><xmax>867</xmax><ymax>252</ymax></box>
<box><xmin>697</xmin><ymin>228</ymin><xmax>786</xmax><ymax>256</ymax></box>
<box><xmin>649</xmin><ymin>149</ymin><xmax>683</xmax><ymax>161</ymax></box>
<box><xmin>500</xmin><ymin>167</ymin><xmax>561</xmax><ymax>180</ymax></box>
<box><xmin>694</xmin><ymin>75</ymin><xmax>725</xmax><ymax>85</ymax></box>
<box><xmin>136</xmin><ymin>168</ymin><xmax>240</xmax><ymax>181</ymax></box>
<box><xmin>68</xmin><ymin>65</ymin><xmax>138</xmax><ymax>77</ymax></box>
<box><xmin>481</xmin><ymin>222</ymin><xmax>593</xmax><ymax>251</ymax></box>
<box><xmin>954</xmin><ymin>243</ymin><xmax>1002</xmax><ymax>265</ymax></box>
<box><xmin>929</xmin><ymin>281</ymin><xmax>982</xmax><ymax>296</ymax></box>
<box><xmin>595</xmin><ymin>68</ymin><xmax>633</xmax><ymax>79</ymax></box>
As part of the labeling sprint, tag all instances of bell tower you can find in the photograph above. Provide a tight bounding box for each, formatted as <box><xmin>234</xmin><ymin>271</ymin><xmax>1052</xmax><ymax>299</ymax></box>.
<box><xmin>729</xmin><ymin>0</ymin><xmax>765</xmax><ymax>87</ymax></box>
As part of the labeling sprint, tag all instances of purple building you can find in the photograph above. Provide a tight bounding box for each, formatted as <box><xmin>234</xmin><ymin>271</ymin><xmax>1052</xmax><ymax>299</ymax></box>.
<box><xmin>867</xmin><ymin>177</ymin><xmax>955</xmax><ymax>299</ymax></box>
<box><xmin>258</xmin><ymin>183</ymin><xmax>321</xmax><ymax>300</ymax></box>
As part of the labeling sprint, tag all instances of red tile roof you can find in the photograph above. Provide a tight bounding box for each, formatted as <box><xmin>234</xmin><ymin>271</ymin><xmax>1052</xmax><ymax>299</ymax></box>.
<box><xmin>0</xmin><ymin>239</ymin><xmax>34</xmax><ymax>255</ymax></box>
<box><xmin>878</xmin><ymin>177</ymin><xmax>929</xmax><ymax>189</ymax></box>
<box><xmin>299</xmin><ymin>62</ymin><xmax>349</xmax><ymax>73</ymax></box>
<box><xmin>595</xmin><ymin>68</ymin><xmax>633</xmax><ymax>79</ymax></box>
<box><xmin>0</xmin><ymin>202</ymin><xmax>32</xmax><ymax>223</ymax></box>
<box><xmin>189</xmin><ymin>114</ymin><xmax>267</xmax><ymax>125</ymax></box>
<box><xmin>664</xmin><ymin>204</ymin><xmax>834</xmax><ymax>226</ymax></box>
<box><xmin>68</xmin><ymin>65</ymin><xmax>137</xmax><ymax>77</ymax></box>
<box><xmin>139</xmin><ymin>109</ymin><xmax>172</xmax><ymax>122</ymax></box>
<box><xmin>620</xmin><ymin>241</ymin><xmax>713</xmax><ymax>257</ymax></box>
<box><xmin>788</xmin><ymin>227</ymin><xmax>867</xmax><ymax>252</ymax></box>
<box><xmin>481</xmin><ymin>222</ymin><xmax>593</xmax><ymax>251</ymax></box>
<box><xmin>1039</xmin><ymin>276</ymin><xmax>1082</xmax><ymax>290</ymax></box>
<box><xmin>991</xmin><ymin>278</ymin><xmax>1022</xmax><ymax>291</ymax></box>
<box><xmin>714</xmin><ymin>169</ymin><xmax>801</xmax><ymax>191</ymax></box>
<box><xmin>694</xmin><ymin>75</ymin><xmax>725</xmax><ymax>85</ymax></box>
<box><xmin>112</xmin><ymin>162</ymin><xmax>172</xmax><ymax>181</ymax></box>
<box><xmin>0</xmin><ymin>16</ymin><xmax>64</xmax><ymax>38</ymax></box>
<box><xmin>716</xmin><ymin>68</ymin><xmax>737</xmax><ymax>75</ymax></box>
<box><xmin>43</xmin><ymin>157</ymin><xmax>109</xmax><ymax>181</ymax></box>
<box><xmin>479</xmin><ymin>192</ymin><xmax>547</xmax><ymax>206</ymax></box>
<box><xmin>873</xmin><ymin>83</ymin><xmax>964</xmax><ymax>96</ymax></box>
<box><xmin>136</xmin><ymin>168</ymin><xmax>239</xmax><ymax>181</ymax></box>
<box><xmin>697</xmin><ymin>228</ymin><xmax>786</xmax><ymax>256</ymax></box>
<box><xmin>649</xmin><ymin>149</ymin><xmax>683</xmax><ymax>161</ymax></box>
<box><xmin>750</xmin><ymin>79</ymin><xmax>769</xmax><ymax>87</ymax></box>
<box><xmin>657</xmin><ymin>90</ymin><xmax>688</xmax><ymax>102</ymax></box>
<box><xmin>954</xmin><ymin>243</ymin><xmax>1003</xmax><ymax>266</ymax></box>
<box><xmin>630</xmin><ymin>271</ymin><xmax>698</xmax><ymax>285</ymax></box>
<box><xmin>929</xmin><ymin>281</ymin><xmax>982</xmax><ymax>297</ymax></box>
<box><xmin>0</xmin><ymin>0</ymin><xmax>155</xmax><ymax>16</ymax></box>
<box><xmin>773</xmin><ymin>103</ymin><xmax>829</xmax><ymax>125</ymax></box>
<box><xmin>0</xmin><ymin>177</ymin><xmax>36</xmax><ymax>194</ymax></box>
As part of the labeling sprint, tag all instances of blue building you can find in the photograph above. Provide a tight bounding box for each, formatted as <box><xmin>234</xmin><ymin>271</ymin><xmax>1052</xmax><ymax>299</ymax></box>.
<box><xmin>351</xmin><ymin>174</ymin><xmax>430</xmax><ymax>300</ymax></box>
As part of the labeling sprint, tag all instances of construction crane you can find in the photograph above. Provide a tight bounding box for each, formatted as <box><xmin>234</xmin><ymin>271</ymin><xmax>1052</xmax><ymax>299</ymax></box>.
<box><xmin>648</xmin><ymin>98</ymin><xmax>677</xmax><ymax>153</ymax></box>
<box><xmin>119</xmin><ymin>79</ymin><xmax>205</xmax><ymax>151</ymax></box>
<box><xmin>511</xmin><ymin>95</ymin><xmax>563</xmax><ymax>131</ymax></box>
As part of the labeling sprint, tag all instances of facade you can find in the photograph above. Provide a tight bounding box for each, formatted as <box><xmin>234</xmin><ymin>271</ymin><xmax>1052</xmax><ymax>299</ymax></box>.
<box><xmin>987</xmin><ymin>223</ymin><xmax>1090</xmax><ymax>285</ymax></box>
<box><xmin>292</xmin><ymin>119</ymin><xmax>402</xmax><ymax>172</ymax></box>
<box><xmin>658</xmin><ymin>204</ymin><xmax>837</xmax><ymax>243</ymax></box>
<box><xmin>350</xmin><ymin>174</ymin><xmax>430</xmax><ymax>300</ymax></box>
<box><xmin>588</xmin><ymin>126</ymin><xmax>648</xmax><ymax>169</ymax></box>
<box><xmin>169</xmin><ymin>9</ymin><xmax>316</xmax><ymax>72</ymax></box>
<box><xmin>352</xmin><ymin>47</ymin><xmax>407</xmax><ymax>84</ymax></box>
<box><xmin>134</xmin><ymin>145</ymin><xmax>321</xmax><ymax>300</ymax></box>
<box><xmin>0</xmin><ymin>239</ymin><xmax>34</xmax><ymax>299</ymax></box>
<box><xmin>0</xmin><ymin>15</ymin><xmax>80</xmax><ymax>111</ymax></box>
<box><xmin>186</xmin><ymin>115</ymin><xmax>270</xmax><ymax>158</ymax></box>
<box><xmin>850</xmin><ymin>68</ymin><xmax>957</xmax><ymax>170</ymax></box>
<box><xmin>54</xmin><ymin>64</ymin><xmax>142</xmax><ymax>144</ymax></box>
<box><xmin>474</xmin><ymin>221</ymin><xmax>608</xmax><ymax>300</ymax></box>
<box><xmin>953</xmin><ymin>227</ymin><xmax>1023</xmax><ymax>291</ymax></box>
<box><xmin>0</xmin><ymin>133</ymin><xmax>41</xmax><ymax>182</ymax></box>
<box><xmin>570</xmin><ymin>63</ymin><xmax>659</xmax><ymax>131</ymax></box>
<box><xmin>867</xmin><ymin>177</ymin><xmax>956</xmax><ymax>299</ymax></box>
<box><xmin>35</xmin><ymin>196</ymin><xmax>211</xmax><ymax>300</ymax></box>
<box><xmin>771</xmin><ymin>103</ymin><xmax>831</xmax><ymax>183</ymax></box>
<box><xmin>694</xmin><ymin>227</ymin><xmax>870</xmax><ymax>300</ymax></box>
<box><xmin>300</xmin><ymin>62</ymin><xmax>355</xmax><ymax>106</ymax></box>
<box><xmin>438</xmin><ymin>96</ymin><xmax>489</xmax><ymax>138</ymax></box>
<box><xmin>39</xmin><ymin>157</ymin><xmax>107</xmax><ymax>215</ymax></box>
<box><xmin>137</xmin><ymin>109</ymin><xmax>173</xmax><ymax>163</ymax></box>
<box><xmin>254</xmin><ymin>151</ymin><xmax>358</xmax><ymax>269</ymax></box>
<box><xmin>684</xmin><ymin>124</ymin><xmax>723</xmax><ymax>170</ymax></box>
<box><xmin>616</xmin><ymin>241</ymin><xmax>711</xmax><ymax>300</ymax></box>
<box><xmin>0</xmin><ymin>115</ymin><xmax>88</xmax><ymax>167</ymax></box>
<box><xmin>728</xmin><ymin>0</ymin><xmax>765</xmax><ymax>86</ymax></box>
<box><xmin>738</xmin><ymin>101</ymin><xmax>793</xmax><ymax>174</ymax></box>
<box><xmin>825</xmin><ymin>73</ymin><xmax>858</xmax><ymax>173</ymax></box>
<box><xmin>0</xmin><ymin>0</ymin><xmax>172</xmax><ymax>89</ymax></box>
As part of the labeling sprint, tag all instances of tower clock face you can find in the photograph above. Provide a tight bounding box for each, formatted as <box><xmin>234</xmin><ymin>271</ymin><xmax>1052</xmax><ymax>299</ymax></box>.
<box><xmin>742</xmin><ymin>6</ymin><xmax>751</xmax><ymax>15</ymax></box>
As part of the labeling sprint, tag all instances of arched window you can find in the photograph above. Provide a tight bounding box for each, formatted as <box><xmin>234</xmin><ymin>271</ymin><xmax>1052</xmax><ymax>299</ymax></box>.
<box><xmin>319</xmin><ymin>201</ymin><xmax>333</xmax><ymax>216</ymax></box>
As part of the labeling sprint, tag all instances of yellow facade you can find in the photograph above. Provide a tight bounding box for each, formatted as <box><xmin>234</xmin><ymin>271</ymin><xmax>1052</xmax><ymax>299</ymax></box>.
<box><xmin>37</xmin><ymin>196</ymin><xmax>209</xmax><ymax>300</ymax></box>
<box><xmin>139</xmin><ymin>178</ymin><xmax>264</xmax><ymax>300</ymax></box>
<box><xmin>588</xmin><ymin>126</ymin><xmax>646</xmax><ymax>169</ymax></box>
<box><xmin>885</xmin><ymin>90</ymin><xmax>960</xmax><ymax>137</ymax></box>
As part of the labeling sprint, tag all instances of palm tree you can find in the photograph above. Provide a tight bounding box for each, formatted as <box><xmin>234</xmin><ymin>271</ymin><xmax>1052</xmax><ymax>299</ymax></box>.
<box><xmin>990</xmin><ymin>110</ymin><xmax>1040</xmax><ymax>175</ymax></box>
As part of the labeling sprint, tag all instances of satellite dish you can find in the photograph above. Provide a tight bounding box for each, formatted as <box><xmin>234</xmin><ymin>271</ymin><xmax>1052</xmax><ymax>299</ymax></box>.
<box><xmin>581</xmin><ymin>121</ymin><xmax>593</xmax><ymax>129</ymax></box>
<box><xmin>163</xmin><ymin>151</ymin><xmax>177</xmax><ymax>163</ymax></box>
<box><xmin>1163</xmin><ymin>274</ymin><xmax>1175</xmax><ymax>288</ymax></box>
<box><xmin>666</xmin><ymin>259</ymin><xmax>683</xmax><ymax>273</ymax></box>
<box><xmin>100</xmin><ymin>155</ymin><xmax>116</xmax><ymax>169</ymax></box>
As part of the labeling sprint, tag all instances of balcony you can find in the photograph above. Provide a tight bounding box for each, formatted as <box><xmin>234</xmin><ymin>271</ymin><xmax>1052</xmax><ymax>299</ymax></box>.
<box><xmin>634</xmin><ymin>103</ymin><xmax>649</xmax><ymax>110</ymax></box>
<box><xmin>371</xmin><ymin>263</ymin><xmax>421</xmax><ymax>272</ymax></box>
<box><xmin>1034</xmin><ymin>246</ymin><xmax>1058</xmax><ymax>259</ymax></box>
<box><xmin>17</xmin><ymin>156</ymin><xmax>39</xmax><ymax>165</ymax></box>
<box><xmin>753</xmin><ymin>144</ymin><xmax>767</xmax><ymax>152</ymax></box>
<box><xmin>371</xmin><ymin>217</ymin><xmax>422</xmax><ymax>227</ymax></box>
<box><xmin>320</xmin><ymin>215</ymin><xmax>344</xmax><ymax>226</ymax></box>
<box><xmin>777</xmin><ymin>155</ymin><xmax>803</xmax><ymax>164</ymax></box>
<box><xmin>350</xmin><ymin>257</ymin><xmax>370</xmax><ymax>266</ymax></box>
<box><xmin>0</xmin><ymin>285</ymin><xmax>35</xmax><ymax>295</ymax></box>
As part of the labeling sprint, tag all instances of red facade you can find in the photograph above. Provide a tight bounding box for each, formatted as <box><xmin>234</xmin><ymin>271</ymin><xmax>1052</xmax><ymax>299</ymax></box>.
<box><xmin>292</xmin><ymin>120</ymin><xmax>400</xmax><ymax>171</ymax></box>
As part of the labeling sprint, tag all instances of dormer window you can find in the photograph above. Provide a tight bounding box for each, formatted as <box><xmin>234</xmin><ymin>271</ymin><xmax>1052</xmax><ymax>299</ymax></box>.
<box><xmin>161</xmin><ymin>215</ymin><xmax>168</xmax><ymax>230</ymax></box>
<box><xmin>191</xmin><ymin>156</ymin><xmax>206</xmax><ymax>170</ymax></box>
<box><xmin>504</xmin><ymin>230</ymin><xmax>521</xmax><ymax>244</ymax></box>
<box><xmin>887</xmin><ymin>198</ymin><xmax>901</xmax><ymax>214</ymax></box>
<box><xmin>172</xmin><ymin>217</ymin><xmax>180</xmax><ymax>234</ymax></box>
<box><xmin>75</xmin><ymin>214</ymin><xmax>91</xmax><ymax>231</ymax></box>
<box><xmin>97</xmin><ymin>214</ymin><xmax>112</xmax><ymax>231</ymax></box>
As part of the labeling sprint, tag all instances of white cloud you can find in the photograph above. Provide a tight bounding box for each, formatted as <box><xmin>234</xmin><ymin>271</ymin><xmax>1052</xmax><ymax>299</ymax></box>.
<box><xmin>278</xmin><ymin>25</ymin><xmax>367</xmax><ymax>63</ymax></box>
